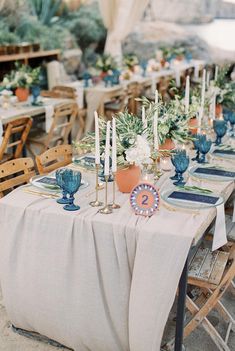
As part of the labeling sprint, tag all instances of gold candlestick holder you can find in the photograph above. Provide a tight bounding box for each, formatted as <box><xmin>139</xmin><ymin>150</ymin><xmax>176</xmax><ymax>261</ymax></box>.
<box><xmin>109</xmin><ymin>172</ymin><xmax>120</xmax><ymax>209</ymax></box>
<box><xmin>90</xmin><ymin>164</ymin><xmax>103</xmax><ymax>207</ymax></box>
<box><xmin>99</xmin><ymin>176</ymin><xmax>112</xmax><ymax>214</ymax></box>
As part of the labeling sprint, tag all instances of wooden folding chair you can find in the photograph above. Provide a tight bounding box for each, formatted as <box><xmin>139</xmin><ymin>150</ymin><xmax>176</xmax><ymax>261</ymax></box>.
<box><xmin>0</xmin><ymin>117</ymin><xmax>32</xmax><ymax>164</ymax></box>
<box><xmin>41</xmin><ymin>85</ymin><xmax>86</xmax><ymax>138</ymax></box>
<box><xmin>27</xmin><ymin>102</ymin><xmax>77</xmax><ymax>155</ymax></box>
<box><xmin>104</xmin><ymin>93</ymin><xmax>128</xmax><ymax>120</ymax></box>
<box><xmin>164</xmin><ymin>235</ymin><xmax>235</xmax><ymax>351</ymax></box>
<box><xmin>126</xmin><ymin>82</ymin><xmax>142</xmax><ymax>114</ymax></box>
<box><xmin>36</xmin><ymin>144</ymin><xmax>72</xmax><ymax>175</ymax></box>
<box><xmin>0</xmin><ymin>158</ymin><xmax>35</xmax><ymax>198</ymax></box>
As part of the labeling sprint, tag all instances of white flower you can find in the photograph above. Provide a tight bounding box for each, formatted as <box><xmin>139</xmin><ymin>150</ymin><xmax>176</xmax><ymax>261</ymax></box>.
<box><xmin>125</xmin><ymin>135</ymin><xmax>151</xmax><ymax>166</ymax></box>
<box><xmin>26</xmin><ymin>76</ymin><xmax>33</xmax><ymax>84</ymax></box>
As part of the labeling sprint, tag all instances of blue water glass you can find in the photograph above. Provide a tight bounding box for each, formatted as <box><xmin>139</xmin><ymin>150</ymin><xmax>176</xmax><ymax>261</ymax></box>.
<box><xmin>56</xmin><ymin>169</ymin><xmax>70</xmax><ymax>204</ymax></box>
<box><xmin>31</xmin><ymin>85</ymin><xmax>41</xmax><ymax>105</ymax></box>
<box><xmin>170</xmin><ymin>156</ymin><xmax>179</xmax><ymax>180</ymax></box>
<box><xmin>140</xmin><ymin>60</ymin><xmax>148</xmax><ymax>77</ymax></box>
<box><xmin>192</xmin><ymin>135</ymin><xmax>201</xmax><ymax>162</ymax></box>
<box><xmin>83</xmin><ymin>72</ymin><xmax>91</xmax><ymax>88</ymax></box>
<box><xmin>228</xmin><ymin>111</ymin><xmax>235</xmax><ymax>137</ymax></box>
<box><xmin>198</xmin><ymin>136</ymin><xmax>212</xmax><ymax>164</ymax></box>
<box><xmin>112</xmin><ymin>69</ymin><xmax>120</xmax><ymax>85</ymax></box>
<box><xmin>213</xmin><ymin>120</ymin><xmax>227</xmax><ymax>145</ymax></box>
<box><xmin>171</xmin><ymin>150</ymin><xmax>189</xmax><ymax>186</ymax></box>
<box><xmin>62</xmin><ymin>170</ymin><xmax>82</xmax><ymax>211</ymax></box>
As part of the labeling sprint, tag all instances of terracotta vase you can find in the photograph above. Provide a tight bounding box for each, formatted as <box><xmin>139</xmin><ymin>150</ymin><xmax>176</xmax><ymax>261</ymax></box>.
<box><xmin>116</xmin><ymin>165</ymin><xmax>141</xmax><ymax>193</ymax></box>
<box><xmin>216</xmin><ymin>104</ymin><xmax>223</xmax><ymax>118</ymax></box>
<box><xmin>100</xmin><ymin>71</ymin><xmax>108</xmax><ymax>80</ymax></box>
<box><xmin>188</xmin><ymin>117</ymin><xmax>198</xmax><ymax>135</ymax></box>
<box><xmin>159</xmin><ymin>138</ymin><xmax>175</xmax><ymax>151</ymax></box>
<box><xmin>15</xmin><ymin>87</ymin><xmax>29</xmax><ymax>102</ymax></box>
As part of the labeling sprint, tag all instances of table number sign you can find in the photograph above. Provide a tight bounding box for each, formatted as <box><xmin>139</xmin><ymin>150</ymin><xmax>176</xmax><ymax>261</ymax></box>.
<box><xmin>130</xmin><ymin>182</ymin><xmax>160</xmax><ymax>217</ymax></box>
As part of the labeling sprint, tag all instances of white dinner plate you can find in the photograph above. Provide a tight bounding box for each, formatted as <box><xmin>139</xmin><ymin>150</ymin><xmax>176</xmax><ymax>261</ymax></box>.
<box><xmin>30</xmin><ymin>175</ymin><xmax>89</xmax><ymax>193</ymax></box>
<box><xmin>161</xmin><ymin>188</ymin><xmax>224</xmax><ymax>210</ymax></box>
<box><xmin>188</xmin><ymin>164</ymin><xmax>235</xmax><ymax>182</ymax></box>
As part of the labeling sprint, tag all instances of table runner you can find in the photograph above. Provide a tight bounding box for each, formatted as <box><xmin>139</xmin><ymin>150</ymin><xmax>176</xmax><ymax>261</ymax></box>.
<box><xmin>0</xmin><ymin>167</ymin><xmax>233</xmax><ymax>351</ymax></box>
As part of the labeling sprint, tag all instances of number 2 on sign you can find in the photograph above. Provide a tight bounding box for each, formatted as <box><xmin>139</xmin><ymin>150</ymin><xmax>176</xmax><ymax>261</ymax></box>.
<box><xmin>142</xmin><ymin>194</ymin><xmax>148</xmax><ymax>205</ymax></box>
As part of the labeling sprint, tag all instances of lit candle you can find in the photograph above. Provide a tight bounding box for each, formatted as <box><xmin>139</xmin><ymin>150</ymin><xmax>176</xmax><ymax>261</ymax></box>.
<box><xmin>94</xmin><ymin>111</ymin><xmax>100</xmax><ymax>164</ymax></box>
<box><xmin>153</xmin><ymin>113</ymin><xmax>159</xmax><ymax>150</ymax></box>
<box><xmin>142</xmin><ymin>105</ymin><xmax>147</xmax><ymax>129</ymax></box>
<box><xmin>112</xmin><ymin>118</ymin><xmax>117</xmax><ymax>173</ymax></box>
<box><xmin>185</xmin><ymin>75</ymin><xmax>190</xmax><ymax>113</ymax></box>
<box><xmin>214</xmin><ymin>65</ymin><xmax>218</xmax><ymax>81</ymax></box>
<box><xmin>206</xmin><ymin>71</ymin><xmax>210</xmax><ymax>90</ymax></box>
<box><xmin>200</xmin><ymin>69</ymin><xmax>206</xmax><ymax>121</ymax></box>
<box><xmin>104</xmin><ymin>121</ymin><xmax>111</xmax><ymax>177</ymax></box>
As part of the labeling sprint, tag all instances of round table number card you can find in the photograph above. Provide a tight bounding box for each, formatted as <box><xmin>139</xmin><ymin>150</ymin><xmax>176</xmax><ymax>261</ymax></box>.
<box><xmin>130</xmin><ymin>182</ymin><xmax>160</xmax><ymax>217</ymax></box>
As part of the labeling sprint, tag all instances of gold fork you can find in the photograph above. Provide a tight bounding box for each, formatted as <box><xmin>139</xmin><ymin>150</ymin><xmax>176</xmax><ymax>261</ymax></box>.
<box><xmin>24</xmin><ymin>189</ymin><xmax>59</xmax><ymax>199</ymax></box>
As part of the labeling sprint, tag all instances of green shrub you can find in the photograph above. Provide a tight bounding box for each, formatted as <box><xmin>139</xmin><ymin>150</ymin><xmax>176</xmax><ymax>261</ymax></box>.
<box><xmin>67</xmin><ymin>2</ymin><xmax>106</xmax><ymax>52</ymax></box>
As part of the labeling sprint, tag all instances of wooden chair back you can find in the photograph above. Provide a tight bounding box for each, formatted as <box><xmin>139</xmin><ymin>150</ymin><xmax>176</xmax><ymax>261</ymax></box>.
<box><xmin>44</xmin><ymin>102</ymin><xmax>78</xmax><ymax>149</ymax></box>
<box><xmin>36</xmin><ymin>144</ymin><xmax>72</xmax><ymax>175</ymax></box>
<box><xmin>41</xmin><ymin>86</ymin><xmax>76</xmax><ymax>99</ymax></box>
<box><xmin>0</xmin><ymin>157</ymin><xmax>35</xmax><ymax>198</ymax></box>
<box><xmin>0</xmin><ymin>117</ymin><xmax>32</xmax><ymax>162</ymax></box>
<box><xmin>126</xmin><ymin>82</ymin><xmax>142</xmax><ymax>114</ymax></box>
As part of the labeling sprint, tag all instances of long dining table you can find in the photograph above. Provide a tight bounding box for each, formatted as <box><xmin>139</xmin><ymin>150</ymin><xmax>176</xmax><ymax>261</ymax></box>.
<box><xmin>0</xmin><ymin>149</ymin><xmax>234</xmax><ymax>351</ymax></box>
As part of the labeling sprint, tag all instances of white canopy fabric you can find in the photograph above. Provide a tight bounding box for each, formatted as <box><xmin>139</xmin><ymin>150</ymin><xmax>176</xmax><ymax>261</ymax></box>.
<box><xmin>98</xmin><ymin>0</ymin><xmax>149</xmax><ymax>59</ymax></box>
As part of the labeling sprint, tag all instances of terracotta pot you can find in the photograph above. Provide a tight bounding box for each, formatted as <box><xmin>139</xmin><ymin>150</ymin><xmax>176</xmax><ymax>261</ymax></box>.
<box><xmin>159</xmin><ymin>138</ymin><xmax>175</xmax><ymax>151</ymax></box>
<box><xmin>216</xmin><ymin>104</ymin><xmax>222</xmax><ymax>118</ymax></box>
<box><xmin>188</xmin><ymin>117</ymin><xmax>198</xmax><ymax>135</ymax></box>
<box><xmin>0</xmin><ymin>45</ymin><xmax>7</xmax><ymax>55</ymax></box>
<box><xmin>100</xmin><ymin>71</ymin><xmax>108</xmax><ymax>79</ymax></box>
<box><xmin>116</xmin><ymin>165</ymin><xmax>141</xmax><ymax>193</ymax></box>
<box><xmin>15</xmin><ymin>87</ymin><xmax>29</xmax><ymax>102</ymax></box>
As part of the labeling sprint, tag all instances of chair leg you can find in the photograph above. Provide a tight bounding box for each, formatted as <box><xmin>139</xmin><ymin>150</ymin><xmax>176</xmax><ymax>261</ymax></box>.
<box><xmin>214</xmin><ymin>300</ymin><xmax>235</xmax><ymax>333</ymax></box>
<box><xmin>185</xmin><ymin>296</ymin><xmax>231</xmax><ymax>351</ymax></box>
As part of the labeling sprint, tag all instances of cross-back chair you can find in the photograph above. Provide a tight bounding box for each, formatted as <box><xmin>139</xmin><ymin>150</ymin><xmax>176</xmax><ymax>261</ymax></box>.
<box><xmin>126</xmin><ymin>82</ymin><xmax>142</xmax><ymax>114</ymax></box>
<box><xmin>0</xmin><ymin>117</ymin><xmax>32</xmax><ymax>164</ymax></box>
<box><xmin>41</xmin><ymin>85</ymin><xmax>86</xmax><ymax>138</ymax></box>
<box><xmin>27</xmin><ymin>102</ymin><xmax>77</xmax><ymax>156</ymax></box>
<box><xmin>0</xmin><ymin>157</ymin><xmax>35</xmax><ymax>198</ymax></box>
<box><xmin>36</xmin><ymin>144</ymin><xmax>72</xmax><ymax>175</ymax></box>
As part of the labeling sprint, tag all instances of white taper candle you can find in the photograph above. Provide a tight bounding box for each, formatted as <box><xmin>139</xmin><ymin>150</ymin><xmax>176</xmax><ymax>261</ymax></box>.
<box><xmin>185</xmin><ymin>75</ymin><xmax>190</xmax><ymax>113</ymax></box>
<box><xmin>142</xmin><ymin>105</ymin><xmax>147</xmax><ymax>129</ymax></box>
<box><xmin>112</xmin><ymin>118</ymin><xmax>117</xmax><ymax>173</ymax></box>
<box><xmin>94</xmin><ymin>111</ymin><xmax>100</xmax><ymax>164</ymax></box>
<box><xmin>215</xmin><ymin>65</ymin><xmax>218</xmax><ymax>81</ymax></box>
<box><xmin>206</xmin><ymin>71</ymin><xmax>210</xmax><ymax>90</ymax></box>
<box><xmin>104</xmin><ymin>121</ymin><xmax>111</xmax><ymax>176</ymax></box>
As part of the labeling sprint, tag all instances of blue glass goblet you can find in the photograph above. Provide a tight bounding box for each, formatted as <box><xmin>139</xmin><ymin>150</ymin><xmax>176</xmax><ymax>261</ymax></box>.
<box><xmin>172</xmin><ymin>151</ymin><xmax>189</xmax><ymax>186</ymax></box>
<box><xmin>31</xmin><ymin>85</ymin><xmax>41</xmax><ymax>105</ymax></box>
<box><xmin>198</xmin><ymin>136</ymin><xmax>212</xmax><ymax>164</ymax></box>
<box><xmin>213</xmin><ymin>120</ymin><xmax>227</xmax><ymax>145</ymax></box>
<box><xmin>62</xmin><ymin>170</ymin><xmax>82</xmax><ymax>211</ymax></box>
<box><xmin>192</xmin><ymin>135</ymin><xmax>200</xmax><ymax>162</ymax></box>
<box><xmin>170</xmin><ymin>156</ymin><xmax>179</xmax><ymax>180</ymax></box>
<box><xmin>56</xmin><ymin>169</ymin><xmax>70</xmax><ymax>204</ymax></box>
<box><xmin>228</xmin><ymin>111</ymin><xmax>235</xmax><ymax>137</ymax></box>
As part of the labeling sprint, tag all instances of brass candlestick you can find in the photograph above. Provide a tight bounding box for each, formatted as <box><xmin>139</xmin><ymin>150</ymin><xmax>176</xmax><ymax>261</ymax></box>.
<box><xmin>109</xmin><ymin>172</ymin><xmax>120</xmax><ymax>209</ymax></box>
<box><xmin>99</xmin><ymin>176</ymin><xmax>112</xmax><ymax>214</ymax></box>
<box><xmin>90</xmin><ymin>164</ymin><xmax>103</xmax><ymax>207</ymax></box>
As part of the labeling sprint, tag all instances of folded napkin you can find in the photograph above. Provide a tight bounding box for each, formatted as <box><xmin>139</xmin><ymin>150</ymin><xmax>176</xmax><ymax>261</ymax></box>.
<box><xmin>45</xmin><ymin>105</ymin><xmax>54</xmax><ymax>133</ymax></box>
<box><xmin>174</xmin><ymin>67</ymin><xmax>181</xmax><ymax>87</ymax></box>
<box><xmin>212</xmin><ymin>203</ymin><xmax>227</xmax><ymax>251</ymax></box>
<box><xmin>75</xmin><ymin>85</ymin><xmax>84</xmax><ymax>109</ymax></box>
<box><xmin>194</xmin><ymin>62</ymin><xmax>200</xmax><ymax>79</ymax></box>
<box><xmin>0</xmin><ymin>118</ymin><xmax>3</xmax><ymax>145</ymax></box>
<box><xmin>151</xmin><ymin>76</ymin><xmax>156</xmax><ymax>94</ymax></box>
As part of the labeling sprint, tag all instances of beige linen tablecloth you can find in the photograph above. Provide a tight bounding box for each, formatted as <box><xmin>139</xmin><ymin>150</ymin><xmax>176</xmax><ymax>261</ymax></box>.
<box><xmin>0</xmin><ymin>169</ymin><xmax>233</xmax><ymax>351</ymax></box>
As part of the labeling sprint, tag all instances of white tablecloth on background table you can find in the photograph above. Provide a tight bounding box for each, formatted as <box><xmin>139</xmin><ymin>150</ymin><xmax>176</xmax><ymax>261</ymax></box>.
<box><xmin>0</xmin><ymin>161</ymin><xmax>233</xmax><ymax>351</ymax></box>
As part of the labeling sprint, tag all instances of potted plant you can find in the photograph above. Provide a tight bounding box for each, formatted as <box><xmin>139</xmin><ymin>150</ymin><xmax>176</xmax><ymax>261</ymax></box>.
<box><xmin>123</xmin><ymin>54</ymin><xmax>139</xmax><ymax>72</ymax></box>
<box><xmin>76</xmin><ymin>111</ymin><xmax>151</xmax><ymax>193</ymax></box>
<box><xmin>142</xmin><ymin>96</ymin><xmax>192</xmax><ymax>150</ymax></box>
<box><xmin>96</xmin><ymin>54</ymin><xmax>117</xmax><ymax>79</ymax></box>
